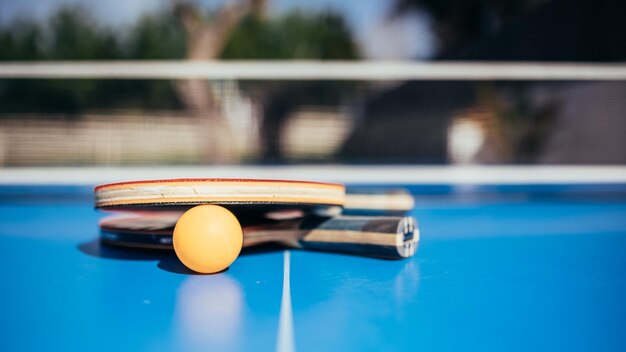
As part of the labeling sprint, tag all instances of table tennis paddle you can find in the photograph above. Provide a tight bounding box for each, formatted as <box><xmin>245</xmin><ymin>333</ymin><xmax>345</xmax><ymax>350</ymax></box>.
<box><xmin>99</xmin><ymin>212</ymin><xmax>419</xmax><ymax>259</ymax></box>
<box><xmin>95</xmin><ymin>178</ymin><xmax>415</xmax><ymax>215</ymax></box>
<box><xmin>95</xmin><ymin>178</ymin><xmax>419</xmax><ymax>262</ymax></box>
<box><xmin>95</xmin><ymin>179</ymin><xmax>345</xmax><ymax>219</ymax></box>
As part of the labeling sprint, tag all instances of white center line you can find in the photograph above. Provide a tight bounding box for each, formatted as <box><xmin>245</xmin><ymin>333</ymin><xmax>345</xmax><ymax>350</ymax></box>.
<box><xmin>276</xmin><ymin>250</ymin><xmax>296</xmax><ymax>352</ymax></box>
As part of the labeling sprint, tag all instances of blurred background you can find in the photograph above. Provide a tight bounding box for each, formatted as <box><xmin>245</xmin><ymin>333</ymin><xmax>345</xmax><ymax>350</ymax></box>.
<box><xmin>1</xmin><ymin>0</ymin><xmax>625</xmax><ymax>166</ymax></box>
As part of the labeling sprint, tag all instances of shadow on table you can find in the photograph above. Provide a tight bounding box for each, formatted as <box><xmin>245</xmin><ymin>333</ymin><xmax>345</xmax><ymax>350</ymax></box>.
<box><xmin>77</xmin><ymin>238</ymin><xmax>284</xmax><ymax>275</ymax></box>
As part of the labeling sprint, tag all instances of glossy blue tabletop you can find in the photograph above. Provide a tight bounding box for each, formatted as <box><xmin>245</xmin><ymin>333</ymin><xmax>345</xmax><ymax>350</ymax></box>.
<box><xmin>1</xmin><ymin>184</ymin><xmax>625</xmax><ymax>351</ymax></box>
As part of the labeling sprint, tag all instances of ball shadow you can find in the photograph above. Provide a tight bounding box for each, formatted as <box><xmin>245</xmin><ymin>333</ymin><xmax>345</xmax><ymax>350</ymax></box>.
<box><xmin>157</xmin><ymin>256</ymin><xmax>202</xmax><ymax>275</ymax></box>
<box><xmin>157</xmin><ymin>243</ymin><xmax>285</xmax><ymax>275</ymax></box>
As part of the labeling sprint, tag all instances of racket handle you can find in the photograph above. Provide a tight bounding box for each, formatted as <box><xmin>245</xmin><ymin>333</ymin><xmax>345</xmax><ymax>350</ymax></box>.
<box><xmin>295</xmin><ymin>216</ymin><xmax>419</xmax><ymax>259</ymax></box>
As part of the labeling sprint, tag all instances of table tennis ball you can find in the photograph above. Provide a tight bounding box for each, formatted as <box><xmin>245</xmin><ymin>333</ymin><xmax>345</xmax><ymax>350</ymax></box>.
<box><xmin>173</xmin><ymin>205</ymin><xmax>243</xmax><ymax>274</ymax></box>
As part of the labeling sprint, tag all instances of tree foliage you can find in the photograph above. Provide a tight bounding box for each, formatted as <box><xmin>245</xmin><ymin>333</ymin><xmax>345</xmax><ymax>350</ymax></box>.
<box><xmin>0</xmin><ymin>5</ymin><xmax>357</xmax><ymax>115</ymax></box>
<box><xmin>393</xmin><ymin>0</ymin><xmax>546</xmax><ymax>54</ymax></box>
<box><xmin>221</xmin><ymin>11</ymin><xmax>358</xmax><ymax>60</ymax></box>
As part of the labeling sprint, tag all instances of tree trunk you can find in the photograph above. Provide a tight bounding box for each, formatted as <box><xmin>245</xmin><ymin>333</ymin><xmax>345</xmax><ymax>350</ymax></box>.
<box><xmin>174</xmin><ymin>1</ymin><xmax>262</xmax><ymax>163</ymax></box>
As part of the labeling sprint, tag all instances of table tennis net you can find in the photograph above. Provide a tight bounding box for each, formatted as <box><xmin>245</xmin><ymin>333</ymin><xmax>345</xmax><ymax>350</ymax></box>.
<box><xmin>0</xmin><ymin>61</ymin><xmax>625</xmax><ymax>165</ymax></box>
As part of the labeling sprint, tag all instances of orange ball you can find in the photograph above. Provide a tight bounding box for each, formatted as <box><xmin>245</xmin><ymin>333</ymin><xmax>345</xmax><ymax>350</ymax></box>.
<box><xmin>173</xmin><ymin>205</ymin><xmax>243</xmax><ymax>274</ymax></box>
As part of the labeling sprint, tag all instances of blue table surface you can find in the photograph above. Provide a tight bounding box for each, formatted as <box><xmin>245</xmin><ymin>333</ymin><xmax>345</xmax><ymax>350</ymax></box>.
<box><xmin>1</xmin><ymin>184</ymin><xmax>625</xmax><ymax>352</ymax></box>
